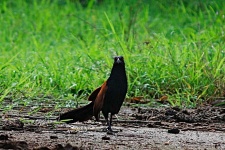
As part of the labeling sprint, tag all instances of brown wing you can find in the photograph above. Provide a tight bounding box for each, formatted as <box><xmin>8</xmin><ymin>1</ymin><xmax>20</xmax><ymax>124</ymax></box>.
<box><xmin>93</xmin><ymin>81</ymin><xmax>108</xmax><ymax>121</ymax></box>
<box><xmin>88</xmin><ymin>86</ymin><xmax>101</xmax><ymax>101</ymax></box>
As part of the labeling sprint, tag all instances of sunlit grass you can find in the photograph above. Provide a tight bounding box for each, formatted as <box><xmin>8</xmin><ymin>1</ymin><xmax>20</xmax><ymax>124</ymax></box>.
<box><xmin>0</xmin><ymin>0</ymin><xmax>224</xmax><ymax>110</ymax></box>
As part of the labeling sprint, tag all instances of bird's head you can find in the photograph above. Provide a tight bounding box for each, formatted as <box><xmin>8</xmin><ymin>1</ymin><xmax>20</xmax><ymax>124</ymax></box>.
<box><xmin>113</xmin><ymin>56</ymin><xmax>125</xmax><ymax>65</ymax></box>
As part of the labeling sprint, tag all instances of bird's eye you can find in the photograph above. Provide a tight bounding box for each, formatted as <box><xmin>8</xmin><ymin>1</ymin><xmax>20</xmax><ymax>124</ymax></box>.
<box><xmin>114</xmin><ymin>56</ymin><xmax>124</xmax><ymax>62</ymax></box>
<box><xmin>119</xmin><ymin>56</ymin><xmax>124</xmax><ymax>60</ymax></box>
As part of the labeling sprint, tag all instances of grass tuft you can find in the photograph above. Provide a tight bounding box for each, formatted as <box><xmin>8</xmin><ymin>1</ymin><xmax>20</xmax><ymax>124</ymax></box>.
<box><xmin>0</xmin><ymin>0</ymin><xmax>225</xmax><ymax>110</ymax></box>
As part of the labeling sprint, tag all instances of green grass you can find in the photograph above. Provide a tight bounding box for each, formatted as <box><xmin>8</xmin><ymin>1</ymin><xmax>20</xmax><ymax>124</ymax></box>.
<box><xmin>0</xmin><ymin>0</ymin><xmax>225</xmax><ymax>110</ymax></box>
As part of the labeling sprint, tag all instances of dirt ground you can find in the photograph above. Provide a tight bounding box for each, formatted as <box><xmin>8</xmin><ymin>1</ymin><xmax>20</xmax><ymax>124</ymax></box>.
<box><xmin>1</xmin><ymin>105</ymin><xmax>225</xmax><ymax>149</ymax></box>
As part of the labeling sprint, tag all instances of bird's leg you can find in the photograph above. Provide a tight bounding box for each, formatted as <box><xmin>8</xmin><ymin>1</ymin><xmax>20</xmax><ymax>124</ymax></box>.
<box><xmin>107</xmin><ymin>113</ymin><xmax>114</xmax><ymax>135</ymax></box>
<box><xmin>102</xmin><ymin>113</ymin><xmax>109</xmax><ymax>132</ymax></box>
<box><xmin>107</xmin><ymin>113</ymin><xmax>112</xmax><ymax>131</ymax></box>
<box><xmin>103</xmin><ymin>113</ymin><xmax>115</xmax><ymax>134</ymax></box>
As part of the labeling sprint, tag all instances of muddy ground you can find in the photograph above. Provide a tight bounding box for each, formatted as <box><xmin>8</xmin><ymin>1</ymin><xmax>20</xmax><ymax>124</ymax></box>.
<box><xmin>1</xmin><ymin>105</ymin><xmax>225</xmax><ymax>149</ymax></box>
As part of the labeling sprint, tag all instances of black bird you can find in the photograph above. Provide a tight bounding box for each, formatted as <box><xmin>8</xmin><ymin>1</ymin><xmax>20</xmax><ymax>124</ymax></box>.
<box><xmin>58</xmin><ymin>56</ymin><xmax>128</xmax><ymax>133</ymax></box>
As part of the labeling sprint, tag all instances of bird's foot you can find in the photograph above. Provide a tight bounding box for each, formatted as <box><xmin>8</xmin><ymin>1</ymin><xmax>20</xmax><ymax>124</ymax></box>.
<box><xmin>106</xmin><ymin>127</ymin><xmax>114</xmax><ymax>135</ymax></box>
<box><xmin>102</xmin><ymin>126</ymin><xmax>115</xmax><ymax>134</ymax></box>
<box><xmin>102</xmin><ymin>127</ymin><xmax>121</xmax><ymax>134</ymax></box>
<box><xmin>107</xmin><ymin>130</ymin><xmax>114</xmax><ymax>135</ymax></box>
<box><xmin>106</xmin><ymin>126</ymin><xmax>121</xmax><ymax>135</ymax></box>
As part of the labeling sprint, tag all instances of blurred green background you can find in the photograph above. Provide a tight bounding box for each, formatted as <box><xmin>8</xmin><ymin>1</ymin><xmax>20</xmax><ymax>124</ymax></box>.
<box><xmin>0</xmin><ymin>0</ymin><xmax>224</xmax><ymax>110</ymax></box>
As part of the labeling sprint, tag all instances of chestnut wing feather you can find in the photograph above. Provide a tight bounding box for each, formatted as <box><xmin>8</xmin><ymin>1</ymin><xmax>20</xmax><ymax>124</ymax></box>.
<box><xmin>93</xmin><ymin>81</ymin><xmax>108</xmax><ymax>121</ymax></box>
<box><xmin>88</xmin><ymin>86</ymin><xmax>101</xmax><ymax>101</ymax></box>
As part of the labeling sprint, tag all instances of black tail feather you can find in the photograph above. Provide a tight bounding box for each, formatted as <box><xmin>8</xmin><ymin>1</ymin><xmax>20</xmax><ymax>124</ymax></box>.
<box><xmin>57</xmin><ymin>102</ymin><xmax>94</xmax><ymax>123</ymax></box>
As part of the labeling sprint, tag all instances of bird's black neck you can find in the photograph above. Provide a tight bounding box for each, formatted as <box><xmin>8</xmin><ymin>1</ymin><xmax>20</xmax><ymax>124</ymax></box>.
<box><xmin>108</xmin><ymin>63</ymin><xmax>127</xmax><ymax>83</ymax></box>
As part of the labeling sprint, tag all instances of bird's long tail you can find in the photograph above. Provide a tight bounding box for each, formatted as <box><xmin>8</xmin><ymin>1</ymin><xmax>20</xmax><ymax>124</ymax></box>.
<box><xmin>57</xmin><ymin>102</ymin><xmax>94</xmax><ymax>123</ymax></box>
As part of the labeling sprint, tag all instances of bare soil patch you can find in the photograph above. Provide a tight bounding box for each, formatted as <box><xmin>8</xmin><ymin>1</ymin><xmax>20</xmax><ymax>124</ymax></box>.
<box><xmin>1</xmin><ymin>105</ymin><xmax>225</xmax><ymax>149</ymax></box>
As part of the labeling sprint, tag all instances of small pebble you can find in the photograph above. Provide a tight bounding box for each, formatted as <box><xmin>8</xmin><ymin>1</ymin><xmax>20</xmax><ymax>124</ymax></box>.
<box><xmin>102</xmin><ymin>136</ymin><xmax>110</xmax><ymax>140</ymax></box>
<box><xmin>50</xmin><ymin>135</ymin><xmax>58</xmax><ymax>139</ymax></box>
<box><xmin>0</xmin><ymin>134</ymin><xmax>9</xmax><ymax>140</ymax></box>
<box><xmin>164</xmin><ymin>140</ymin><xmax>170</xmax><ymax>145</ymax></box>
<box><xmin>168</xmin><ymin>128</ymin><xmax>180</xmax><ymax>134</ymax></box>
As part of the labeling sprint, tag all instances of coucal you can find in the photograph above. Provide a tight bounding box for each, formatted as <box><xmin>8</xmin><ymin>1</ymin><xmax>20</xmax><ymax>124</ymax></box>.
<box><xmin>58</xmin><ymin>56</ymin><xmax>128</xmax><ymax>133</ymax></box>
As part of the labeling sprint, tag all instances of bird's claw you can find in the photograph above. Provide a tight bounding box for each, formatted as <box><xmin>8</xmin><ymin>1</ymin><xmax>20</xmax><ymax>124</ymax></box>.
<box><xmin>107</xmin><ymin>129</ymin><xmax>114</xmax><ymax>135</ymax></box>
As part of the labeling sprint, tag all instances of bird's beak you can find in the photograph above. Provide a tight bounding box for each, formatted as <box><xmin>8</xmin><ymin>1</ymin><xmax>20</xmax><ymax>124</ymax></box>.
<box><xmin>116</xmin><ymin>58</ymin><xmax>122</xmax><ymax>64</ymax></box>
